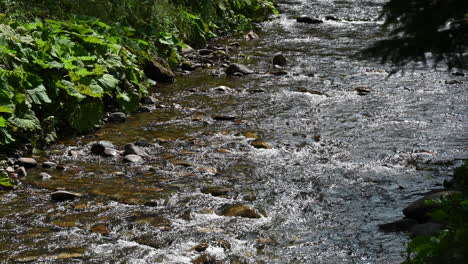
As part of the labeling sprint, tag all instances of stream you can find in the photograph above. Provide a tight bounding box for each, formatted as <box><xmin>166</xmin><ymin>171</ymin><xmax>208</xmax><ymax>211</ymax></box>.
<box><xmin>1</xmin><ymin>0</ymin><xmax>467</xmax><ymax>263</ymax></box>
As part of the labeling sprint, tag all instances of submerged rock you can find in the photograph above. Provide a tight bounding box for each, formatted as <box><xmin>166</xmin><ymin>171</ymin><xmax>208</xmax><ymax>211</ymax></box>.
<box><xmin>42</xmin><ymin>161</ymin><xmax>56</xmax><ymax>168</ymax></box>
<box><xmin>251</xmin><ymin>139</ymin><xmax>272</xmax><ymax>149</ymax></box>
<box><xmin>225</xmin><ymin>63</ymin><xmax>254</xmax><ymax>76</ymax></box>
<box><xmin>325</xmin><ymin>15</ymin><xmax>339</xmax><ymax>21</ymax></box>
<box><xmin>355</xmin><ymin>87</ymin><xmax>371</xmax><ymax>96</ymax></box>
<box><xmin>108</xmin><ymin>112</ymin><xmax>126</xmax><ymax>123</ymax></box>
<box><xmin>297</xmin><ymin>16</ymin><xmax>323</xmax><ymax>24</ymax></box>
<box><xmin>201</xmin><ymin>186</ymin><xmax>233</xmax><ymax>197</ymax></box>
<box><xmin>51</xmin><ymin>191</ymin><xmax>82</xmax><ymax>202</ymax></box>
<box><xmin>16</xmin><ymin>157</ymin><xmax>37</xmax><ymax>168</ymax></box>
<box><xmin>378</xmin><ymin>218</ymin><xmax>418</xmax><ymax>232</ymax></box>
<box><xmin>212</xmin><ymin>115</ymin><xmax>237</xmax><ymax>121</ymax></box>
<box><xmin>403</xmin><ymin>190</ymin><xmax>461</xmax><ymax>222</ymax></box>
<box><xmin>39</xmin><ymin>172</ymin><xmax>52</xmax><ymax>179</ymax></box>
<box><xmin>219</xmin><ymin>204</ymin><xmax>261</xmax><ymax>218</ymax></box>
<box><xmin>273</xmin><ymin>54</ymin><xmax>288</xmax><ymax>66</ymax></box>
<box><xmin>193</xmin><ymin>254</ymin><xmax>218</xmax><ymax>264</ymax></box>
<box><xmin>192</xmin><ymin>243</ymin><xmax>209</xmax><ymax>252</ymax></box>
<box><xmin>91</xmin><ymin>224</ymin><xmax>111</xmax><ymax>235</ymax></box>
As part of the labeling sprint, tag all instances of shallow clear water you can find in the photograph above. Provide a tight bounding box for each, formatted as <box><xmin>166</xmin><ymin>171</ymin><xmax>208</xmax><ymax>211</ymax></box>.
<box><xmin>1</xmin><ymin>0</ymin><xmax>467</xmax><ymax>263</ymax></box>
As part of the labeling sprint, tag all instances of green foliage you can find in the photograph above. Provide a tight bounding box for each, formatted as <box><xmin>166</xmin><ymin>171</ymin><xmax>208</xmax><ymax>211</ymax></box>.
<box><xmin>361</xmin><ymin>0</ymin><xmax>468</xmax><ymax>70</ymax></box>
<box><xmin>403</xmin><ymin>161</ymin><xmax>468</xmax><ymax>264</ymax></box>
<box><xmin>0</xmin><ymin>170</ymin><xmax>14</xmax><ymax>189</ymax></box>
<box><xmin>0</xmin><ymin>17</ymin><xmax>147</xmax><ymax>145</ymax></box>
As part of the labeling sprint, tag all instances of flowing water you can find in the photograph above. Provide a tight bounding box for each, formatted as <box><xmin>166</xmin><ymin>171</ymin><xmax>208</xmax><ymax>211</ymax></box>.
<box><xmin>1</xmin><ymin>0</ymin><xmax>467</xmax><ymax>263</ymax></box>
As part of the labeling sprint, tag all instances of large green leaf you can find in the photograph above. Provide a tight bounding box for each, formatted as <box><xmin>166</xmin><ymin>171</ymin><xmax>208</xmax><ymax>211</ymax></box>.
<box><xmin>98</xmin><ymin>74</ymin><xmax>120</xmax><ymax>91</ymax></box>
<box><xmin>8</xmin><ymin>109</ymin><xmax>41</xmax><ymax>132</ymax></box>
<box><xmin>27</xmin><ymin>84</ymin><xmax>52</xmax><ymax>105</ymax></box>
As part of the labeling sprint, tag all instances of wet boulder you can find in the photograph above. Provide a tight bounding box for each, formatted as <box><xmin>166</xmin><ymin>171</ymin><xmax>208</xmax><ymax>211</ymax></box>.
<box><xmin>16</xmin><ymin>157</ymin><xmax>37</xmax><ymax>168</ymax></box>
<box><xmin>51</xmin><ymin>190</ymin><xmax>82</xmax><ymax>202</ymax></box>
<box><xmin>124</xmin><ymin>143</ymin><xmax>148</xmax><ymax>158</ymax></box>
<box><xmin>325</xmin><ymin>15</ymin><xmax>339</xmax><ymax>21</ymax></box>
<box><xmin>143</xmin><ymin>56</ymin><xmax>175</xmax><ymax>83</ymax></box>
<box><xmin>225</xmin><ymin>63</ymin><xmax>254</xmax><ymax>76</ymax></box>
<box><xmin>42</xmin><ymin>161</ymin><xmax>56</xmax><ymax>168</ymax></box>
<box><xmin>108</xmin><ymin>112</ymin><xmax>126</xmax><ymax>123</ymax></box>
<box><xmin>218</xmin><ymin>204</ymin><xmax>261</xmax><ymax>218</ymax></box>
<box><xmin>297</xmin><ymin>16</ymin><xmax>323</xmax><ymax>24</ymax></box>
<box><xmin>15</xmin><ymin>167</ymin><xmax>27</xmax><ymax>177</ymax></box>
<box><xmin>91</xmin><ymin>141</ymin><xmax>115</xmax><ymax>156</ymax></box>
<box><xmin>273</xmin><ymin>54</ymin><xmax>288</xmax><ymax>66</ymax></box>
<box><xmin>403</xmin><ymin>190</ymin><xmax>461</xmax><ymax>222</ymax></box>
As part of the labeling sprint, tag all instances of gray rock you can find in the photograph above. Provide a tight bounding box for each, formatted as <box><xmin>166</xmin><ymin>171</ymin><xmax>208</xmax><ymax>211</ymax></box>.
<box><xmin>325</xmin><ymin>15</ymin><xmax>339</xmax><ymax>21</ymax></box>
<box><xmin>39</xmin><ymin>172</ymin><xmax>52</xmax><ymax>179</ymax></box>
<box><xmin>91</xmin><ymin>141</ymin><xmax>115</xmax><ymax>156</ymax></box>
<box><xmin>355</xmin><ymin>87</ymin><xmax>371</xmax><ymax>95</ymax></box>
<box><xmin>225</xmin><ymin>63</ymin><xmax>254</xmax><ymax>76</ymax></box>
<box><xmin>138</xmin><ymin>106</ymin><xmax>151</xmax><ymax>112</ymax></box>
<box><xmin>211</xmin><ymin>86</ymin><xmax>233</xmax><ymax>93</ymax></box>
<box><xmin>5</xmin><ymin>167</ymin><xmax>15</xmax><ymax>173</ymax></box>
<box><xmin>16</xmin><ymin>158</ymin><xmax>37</xmax><ymax>168</ymax></box>
<box><xmin>124</xmin><ymin>154</ymin><xmax>144</xmax><ymax>164</ymax></box>
<box><xmin>141</xmin><ymin>96</ymin><xmax>157</xmax><ymax>104</ymax></box>
<box><xmin>51</xmin><ymin>191</ymin><xmax>82</xmax><ymax>202</ymax></box>
<box><xmin>273</xmin><ymin>54</ymin><xmax>288</xmax><ymax>66</ymax></box>
<box><xmin>135</xmin><ymin>139</ymin><xmax>152</xmax><ymax>147</ymax></box>
<box><xmin>108</xmin><ymin>112</ymin><xmax>126</xmax><ymax>123</ymax></box>
<box><xmin>243</xmin><ymin>31</ymin><xmax>259</xmax><ymax>40</ymax></box>
<box><xmin>124</xmin><ymin>143</ymin><xmax>147</xmax><ymax>157</ymax></box>
<box><xmin>103</xmin><ymin>148</ymin><xmax>118</xmax><ymax>157</ymax></box>
<box><xmin>143</xmin><ymin>57</ymin><xmax>175</xmax><ymax>83</ymax></box>
<box><xmin>297</xmin><ymin>16</ymin><xmax>323</xmax><ymax>24</ymax></box>
<box><xmin>409</xmin><ymin>223</ymin><xmax>445</xmax><ymax>238</ymax></box>
<box><xmin>198</xmin><ymin>49</ymin><xmax>213</xmax><ymax>56</ymax></box>
<box><xmin>403</xmin><ymin>190</ymin><xmax>461</xmax><ymax>222</ymax></box>
<box><xmin>379</xmin><ymin>218</ymin><xmax>418</xmax><ymax>232</ymax></box>
<box><xmin>15</xmin><ymin>167</ymin><xmax>27</xmax><ymax>177</ymax></box>
<box><xmin>180</xmin><ymin>61</ymin><xmax>196</xmax><ymax>71</ymax></box>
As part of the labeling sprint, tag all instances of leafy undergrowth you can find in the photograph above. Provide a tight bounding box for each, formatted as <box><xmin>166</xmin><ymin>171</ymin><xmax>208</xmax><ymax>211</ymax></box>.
<box><xmin>0</xmin><ymin>17</ymin><xmax>148</xmax><ymax>147</ymax></box>
<box><xmin>0</xmin><ymin>1</ymin><xmax>278</xmax><ymax>148</ymax></box>
<box><xmin>403</xmin><ymin>160</ymin><xmax>468</xmax><ymax>264</ymax></box>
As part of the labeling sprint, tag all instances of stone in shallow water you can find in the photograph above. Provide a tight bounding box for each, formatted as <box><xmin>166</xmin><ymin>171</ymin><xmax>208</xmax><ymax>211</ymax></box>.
<box><xmin>403</xmin><ymin>190</ymin><xmax>460</xmax><ymax>222</ymax></box>
<box><xmin>218</xmin><ymin>204</ymin><xmax>261</xmax><ymax>218</ymax></box>
<box><xmin>124</xmin><ymin>143</ymin><xmax>147</xmax><ymax>157</ymax></box>
<box><xmin>90</xmin><ymin>141</ymin><xmax>114</xmax><ymax>155</ymax></box>
<box><xmin>108</xmin><ymin>112</ymin><xmax>126</xmax><ymax>123</ymax></box>
<box><xmin>51</xmin><ymin>191</ymin><xmax>82</xmax><ymax>202</ymax></box>
<box><xmin>42</xmin><ymin>161</ymin><xmax>56</xmax><ymax>168</ymax></box>
<box><xmin>225</xmin><ymin>63</ymin><xmax>254</xmax><ymax>75</ymax></box>
<box><xmin>16</xmin><ymin>157</ymin><xmax>37</xmax><ymax>168</ymax></box>
<box><xmin>297</xmin><ymin>16</ymin><xmax>323</xmax><ymax>24</ymax></box>
<box><xmin>123</xmin><ymin>154</ymin><xmax>144</xmax><ymax>164</ymax></box>
<box><xmin>91</xmin><ymin>224</ymin><xmax>110</xmax><ymax>235</ymax></box>
<box><xmin>251</xmin><ymin>139</ymin><xmax>272</xmax><ymax>149</ymax></box>
<box><xmin>273</xmin><ymin>53</ymin><xmax>288</xmax><ymax>66</ymax></box>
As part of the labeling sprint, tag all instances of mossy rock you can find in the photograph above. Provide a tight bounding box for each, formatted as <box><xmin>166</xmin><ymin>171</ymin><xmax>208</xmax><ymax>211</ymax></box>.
<box><xmin>218</xmin><ymin>204</ymin><xmax>261</xmax><ymax>218</ymax></box>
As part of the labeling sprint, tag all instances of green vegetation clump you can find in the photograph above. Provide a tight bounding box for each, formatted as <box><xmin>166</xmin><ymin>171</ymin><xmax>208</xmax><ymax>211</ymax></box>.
<box><xmin>403</xmin><ymin>160</ymin><xmax>468</xmax><ymax>264</ymax></box>
<box><xmin>0</xmin><ymin>0</ymin><xmax>278</xmax><ymax>147</ymax></box>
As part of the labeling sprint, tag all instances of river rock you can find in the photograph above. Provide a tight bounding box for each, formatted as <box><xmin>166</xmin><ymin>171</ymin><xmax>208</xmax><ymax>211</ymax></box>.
<box><xmin>51</xmin><ymin>191</ymin><xmax>82</xmax><ymax>202</ymax></box>
<box><xmin>103</xmin><ymin>148</ymin><xmax>118</xmax><ymax>157</ymax></box>
<box><xmin>108</xmin><ymin>112</ymin><xmax>126</xmax><ymax>123</ymax></box>
<box><xmin>325</xmin><ymin>15</ymin><xmax>339</xmax><ymax>21</ymax></box>
<box><xmin>219</xmin><ymin>204</ymin><xmax>261</xmax><ymax>218</ymax></box>
<box><xmin>251</xmin><ymin>139</ymin><xmax>272</xmax><ymax>149</ymax></box>
<box><xmin>403</xmin><ymin>190</ymin><xmax>461</xmax><ymax>222</ymax></box>
<box><xmin>180</xmin><ymin>60</ymin><xmax>196</xmax><ymax>71</ymax></box>
<box><xmin>202</xmin><ymin>186</ymin><xmax>233</xmax><ymax>197</ymax></box>
<box><xmin>243</xmin><ymin>31</ymin><xmax>259</xmax><ymax>40</ymax></box>
<box><xmin>198</xmin><ymin>49</ymin><xmax>213</xmax><ymax>56</ymax></box>
<box><xmin>273</xmin><ymin>54</ymin><xmax>288</xmax><ymax>66</ymax></box>
<box><xmin>297</xmin><ymin>16</ymin><xmax>323</xmax><ymax>24</ymax></box>
<box><xmin>192</xmin><ymin>243</ymin><xmax>209</xmax><ymax>252</ymax></box>
<box><xmin>355</xmin><ymin>87</ymin><xmax>371</xmax><ymax>95</ymax></box>
<box><xmin>141</xmin><ymin>96</ymin><xmax>157</xmax><ymax>104</ymax></box>
<box><xmin>143</xmin><ymin>56</ymin><xmax>175</xmax><ymax>83</ymax></box>
<box><xmin>181</xmin><ymin>44</ymin><xmax>195</xmax><ymax>54</ymax></box>
<box><xmin>193</xmin><ymin>254</ymin><xmax>218</xmax><ymax>264</ymax></box>
<box><xmin>225</xmin><ymin>63</ymin><xmax>254</xmax><ymax>76</ymax></box>
<box><xmin>16</xmin><ymin>157</ymin><xmax>37</xmax><ymax>168</ymax></box>
<box><xmin>39</xmin><ymin>172</ymin><xmax>52</xmax><ymax>179</ymax></box>
<box><xmin>138</xmin><ymin>106</ymin><xmax>151</xmax><ymax>112</ymax></box>
<box><xmin>409</xmin><ymin>223</ymin><xmax>445</xmax><ymax>238</ymax></box>
<box><xmin>123</xmin><ymin>154</ymin><xmax>144</xmax><ymax>164</ymax></box>
<box><xmin>124</xmin><ymin>143</ymin><xmax>147</xmax><ymax>157</ymax></box>
<box><xmin>15</xmin><ymin>167</ymin><xmax>27</xmax><ymax>177</ymax></box>
<box><xmin>42</xmin><ymin>161</ymin><xmax>57</xmax><ymax>168</ymax></box>
<box><xmin>378</xmin><ymin>218</ymin><xmax>418</xmax><ymax>232</ymax></box>
<box><xmin>91</xmin><ymin>224</ymin><xmax>111</xmax><ymax>235</ymax></box>
<box><xmin>212</xmin><ymin>115</ymin><xmax>237</xmax><ymax>121</ymax></box>
<box><xmin>91</xmin><ymin>141</ymin><xmax>115</xmax><ymax>156</ymax></box>
<box><xmin>5</xmin><ymin>167</ymin><xmax>15</xmax><ymax>173</ymax></box>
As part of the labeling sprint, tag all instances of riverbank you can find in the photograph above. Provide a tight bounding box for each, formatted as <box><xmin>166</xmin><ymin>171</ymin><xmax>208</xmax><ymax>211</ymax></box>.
<box><xmin>0</xmin><ymin>0</ymin><xmax>278</xmax><ymax>154</ymax></box>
